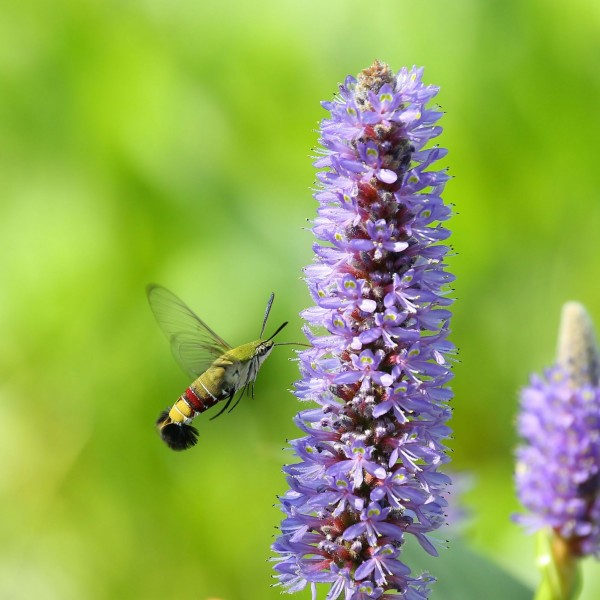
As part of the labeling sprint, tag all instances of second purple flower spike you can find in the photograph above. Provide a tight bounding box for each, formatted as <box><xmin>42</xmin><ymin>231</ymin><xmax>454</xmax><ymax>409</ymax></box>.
<box><xmin>515</xmin><ymin>302</ymin><xmax>600</xmax><ymax>599</ymax></box>
<box><xmin>273</xmin><ymin>61</ymin><xmax>455</xmax><ymax>599</ymax></box>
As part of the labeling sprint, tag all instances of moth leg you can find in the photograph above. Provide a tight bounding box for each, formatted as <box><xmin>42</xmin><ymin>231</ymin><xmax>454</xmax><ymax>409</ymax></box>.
<box><xmin>210</xmin><ymin>391</ymin><xmax>235</xmax><ymax>420</ymax></box>
<box><xmin>227</xmin><ymin>385</ymin><xmax>249</xmax><ymax>414</ymax></box>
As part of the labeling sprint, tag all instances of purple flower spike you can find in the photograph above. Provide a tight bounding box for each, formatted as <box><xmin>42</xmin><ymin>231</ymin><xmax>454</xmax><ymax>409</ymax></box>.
<box><xmin>273</xmin><ymin>61</ymin><xmax>454</xmax><ymax>598</ymax></box>
<box><xmin>515</xmin><ymin>302</ymin><xmax>600</xmax><ymax>559</ymax></box>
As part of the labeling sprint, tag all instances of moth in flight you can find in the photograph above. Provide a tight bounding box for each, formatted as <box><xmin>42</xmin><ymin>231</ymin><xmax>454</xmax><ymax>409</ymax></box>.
<box><xmin>147</xmin><ymin>285</ymin><xmax>292</xmax><ymax>450</ymax></box>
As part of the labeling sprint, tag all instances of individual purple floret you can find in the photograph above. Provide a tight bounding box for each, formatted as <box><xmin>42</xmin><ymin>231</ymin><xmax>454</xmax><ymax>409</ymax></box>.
<box><xmin>272</xmin><ymin>61</ymin><xmax>454</xmax><ymax>599</ymax></box>
<box><xmin>515</xmin><ymin>302</ymin><xmax>600</xmax><ymax>559</ymax></box>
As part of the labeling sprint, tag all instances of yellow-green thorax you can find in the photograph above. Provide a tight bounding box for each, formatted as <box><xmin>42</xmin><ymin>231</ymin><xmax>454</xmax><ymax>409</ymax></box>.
<box><xmin>192</xmin><ymin>338</ymin><xmax>275</xmax><ymax>401</ymax></box>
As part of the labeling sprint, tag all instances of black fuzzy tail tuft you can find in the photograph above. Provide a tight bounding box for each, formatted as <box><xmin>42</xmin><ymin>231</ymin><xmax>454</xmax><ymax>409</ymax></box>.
<box><xmin>156</xmin><ymin>410</ymin><xmax>199</xmax><ymax>451</ymax></box>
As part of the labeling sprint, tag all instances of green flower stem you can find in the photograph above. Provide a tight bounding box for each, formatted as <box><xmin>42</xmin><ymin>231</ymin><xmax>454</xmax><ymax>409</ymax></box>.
<box><xmin>534</xmin><ymin>529</ymin><xmax>581</xmax><ymax>600</ymax></box>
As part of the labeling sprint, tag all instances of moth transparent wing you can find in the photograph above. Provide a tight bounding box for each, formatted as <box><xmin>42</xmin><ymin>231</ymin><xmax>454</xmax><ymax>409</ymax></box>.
<box><xmin>146</xmin><ymin>284</ymin><xmax>232</xmax><ymax>379</ymax></box>
<box><xmin>174</xmin><ymin>336</ymin><xmax>227</xmax><ymax>379</ymax></box>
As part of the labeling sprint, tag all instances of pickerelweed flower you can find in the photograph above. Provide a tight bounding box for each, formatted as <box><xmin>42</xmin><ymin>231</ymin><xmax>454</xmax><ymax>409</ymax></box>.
<box><xmin>515</xmin><ymin>302</ymin><xmax>600</xmax><ymax>559</ymax></box>
<box><xmin>272</xmin><ymin>61</ymin><xmax>454</xmax><ymax>599</ymax></box>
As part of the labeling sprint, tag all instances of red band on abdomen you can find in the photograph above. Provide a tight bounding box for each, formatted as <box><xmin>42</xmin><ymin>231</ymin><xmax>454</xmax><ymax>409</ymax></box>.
<box><xmin>185</xmin><ymin>387</ymin><xmax>205</xmax><ymax>412</ymax></box>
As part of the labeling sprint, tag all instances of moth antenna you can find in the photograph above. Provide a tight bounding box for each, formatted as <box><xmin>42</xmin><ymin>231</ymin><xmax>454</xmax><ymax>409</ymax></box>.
<box><xmin>266</xmin><ymin>321</ymin><xmax>288</xmax><ymax>342</ymax></box>
<box><xmin>260</xmin><ymin>293</ymin><xmax>275</xmax><ymax>338</ymax></box>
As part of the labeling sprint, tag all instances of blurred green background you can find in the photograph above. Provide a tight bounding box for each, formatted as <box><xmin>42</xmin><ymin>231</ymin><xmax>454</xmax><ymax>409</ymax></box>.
<box><xmin>2</xmin><ymin>0</ymin><xmax>600</xmax><ymax>598</ymax></box>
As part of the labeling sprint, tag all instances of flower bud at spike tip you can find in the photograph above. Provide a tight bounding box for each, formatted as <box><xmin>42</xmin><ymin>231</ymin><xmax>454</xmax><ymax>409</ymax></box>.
<box><xmin>556</xmin><ymin>301</ymin><xmax>600</xmax><ymax>387</ymax></box>
<box><xmin>272</xmin><ymin>61</ymin><xmax>454</xmax><ymax>599</ymax></box>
